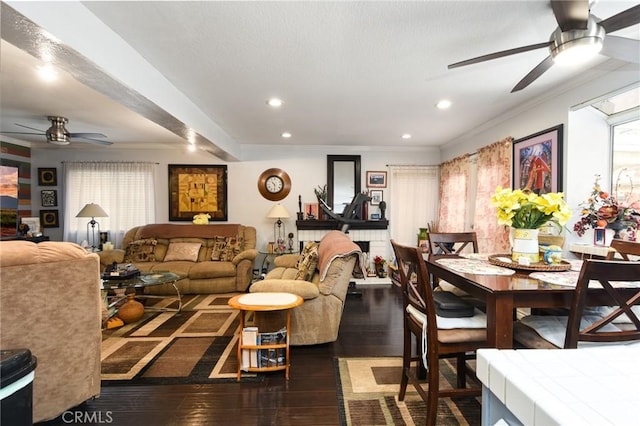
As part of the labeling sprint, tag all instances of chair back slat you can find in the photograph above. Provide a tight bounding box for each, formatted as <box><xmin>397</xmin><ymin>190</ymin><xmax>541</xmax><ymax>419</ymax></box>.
<box><xmin>427</xmin><ymin>232</ymin><xmax>478</xmax><ymax>255</ymax></box>
<box><xmin>606</xmin><ymin>239</ymin><xmax>640</xmax><ymax>261</ymax></box>
<box><xmin>565</xmin><ymin>259</ymin><xmax>640</xmax><ymax>348</ymax></box>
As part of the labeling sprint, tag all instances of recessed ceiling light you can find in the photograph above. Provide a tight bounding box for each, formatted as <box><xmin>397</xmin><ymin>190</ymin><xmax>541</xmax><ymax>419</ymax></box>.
<box><xmin>281</xmin><ymin>132</ymin><xmax>292</xmax><ymax>138</ymax></box>
<box><xmin>436</xmin><ymin>99</ymin><xmax>452</xmax><ymax>110</ymax></box>
<box><xmin>401</xmin><ymin>134</ymin><xmax>412</xmax><ymax>139</ymax></box>
<box><xmin>37</xmin><ymin>64</ymin><xmax>58</xmax><ymax>82</ymax></box>
<box><xmin>267</xmin><ymin>98</ymin><xmax>283</xmax><ymax>107</ymax></box>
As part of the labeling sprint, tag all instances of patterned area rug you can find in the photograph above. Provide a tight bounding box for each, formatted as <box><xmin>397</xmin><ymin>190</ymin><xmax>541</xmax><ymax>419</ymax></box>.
<box><xmin>336</xmin><ymin>357</ymin><xmax>481</xmax><ymax>425</ymax></box>
<box><xmin>101</xmin><ymin>293</ymin><xmax>260</xmax><ymax>385</ymax></box>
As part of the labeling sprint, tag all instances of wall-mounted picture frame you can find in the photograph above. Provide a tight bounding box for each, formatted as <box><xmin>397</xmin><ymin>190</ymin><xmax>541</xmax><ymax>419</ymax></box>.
<box><xmin>38</xmin><ymin>168</ymin><xmax>57</xmax><ymax>186</ymax></box>
<box><xmin>370</xmin><ymin>189</ymin><xmax>383</xmax><ymax>205</ymax></box>
<box><xmin>513</xmin><ymin>124</ymin><xmax>563</xmax><ymax>193</ymax></box>
<box><xmin>40</xmin><ymin>209</ymin><xmax>59</xmax><ymax>228</ymax></box>
<box><xmin>168</xmin><ymin>164</ymin><xmax>228</xmax><ymax>221</ymax></box>
<box><xmin>41</xmin><ymin>189</ymin><xmax>58</xmax><ymax>207</ymax></box>
<box><xmin>366</xmin><ymin>171</ymin><xmax>387</xmax><ymax>188</ymax></box>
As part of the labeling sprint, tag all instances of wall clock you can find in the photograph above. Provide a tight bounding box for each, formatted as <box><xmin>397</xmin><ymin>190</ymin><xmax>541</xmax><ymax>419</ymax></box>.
<box><xmin>257</xmin><ymin>168</ymin><xmax>291</xmax><ymax>201</ymax></box>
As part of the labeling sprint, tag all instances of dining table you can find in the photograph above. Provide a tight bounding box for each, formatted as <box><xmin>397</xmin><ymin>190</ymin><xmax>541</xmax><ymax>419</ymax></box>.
<box><xmin>424</xmin><ymin>254</ymin><xmax>635</xmax><ymax>349</ymax></box>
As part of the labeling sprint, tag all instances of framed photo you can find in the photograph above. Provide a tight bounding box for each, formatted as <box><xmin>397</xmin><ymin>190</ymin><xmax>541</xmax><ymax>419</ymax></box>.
<box><xmin>304</xmin><ymin>203</ymin><xmax>319</xmax><ymax>220</ymax></box>
<box><xmin>40</xmin><ymin>210</ymin><xmax>59</xmax><ymax>228</ymax></box>
<box><xmin>168</xmin><ymin>164</ymin><xmax>228</xmax><ymax>221</ymax></box>
<box><xmin>513</xmin><ymin>124</ymin><xmax>563</xmax><ymax>193</ymax></box>
<box><xmin>366</xmin><ymin>171</ymin><xmax>387</xmax><ymax>188</ymax></box>
<box><xmin>594</xmin><ymin>228</ymin><xmax>606</xmax><ymax>246</ymax></box>
<box><xmin>370</xmin><ymin>189</ymin><xmax>383</xmax><ymax>205</ymax></box>
<box><xmin>38</xmin><ymin>168</ymin><xmax>57</xmax><ymax>186</ymax></box>
<box><xmin>41</xmin><ymin>189</ymin><xmax>57</xmax><ymax>207</ymax></box>
<box><xmin>21</xmin><ymin>217</ymin><xmax>41</xmax><ymax>234</ymax></box>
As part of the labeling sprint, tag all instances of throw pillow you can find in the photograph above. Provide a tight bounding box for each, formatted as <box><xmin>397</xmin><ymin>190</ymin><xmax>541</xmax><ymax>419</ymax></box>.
<box><xmin>295</xmin><ymin>242</ymin><xmax>319</xmax><ymax>281</ymax></box>
<box><xmin>163</xmin><ymin>242</ymin><xmax>202</xmax><ymax>262</ymax></box>
<box><xmin>211</xmin><ymin>236</ymin><xmax>243</xmax><ymax>261</ymax></box>
<box><xmin>123</xmin><ymin>239</ymin><xmax>157</xmax><ymax>262</ymax></box>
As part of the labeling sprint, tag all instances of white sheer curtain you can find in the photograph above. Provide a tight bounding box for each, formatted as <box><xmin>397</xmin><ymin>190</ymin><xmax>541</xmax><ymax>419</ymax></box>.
<box><xmin>63</xmin><ymin>162</ymin><xmax>156</xmax><ymax>248</ymax></box>
<box><xmin>388</xmin><ymin>165</ymin><xmax>439</xmax><ymax>246</ymax></box>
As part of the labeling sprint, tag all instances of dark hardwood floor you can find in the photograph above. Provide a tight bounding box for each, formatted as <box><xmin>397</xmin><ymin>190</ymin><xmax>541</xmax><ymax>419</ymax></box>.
<box><xmin>40</xmin><ymin>284</ymin><xmax>405</xmax><ymax>426</ymax></box>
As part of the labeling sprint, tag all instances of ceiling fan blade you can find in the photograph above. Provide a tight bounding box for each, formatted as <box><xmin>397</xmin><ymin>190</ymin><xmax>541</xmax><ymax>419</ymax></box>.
<box><xmin>448</xmin><ymin>41</ymin><xmax>551</xmax><ymax>69</ymax></box>
<box><xmin>15</xmin><ymin>123</ymin><xmax>46</xmax><ymax>133</ymax></box>
<box><xmin>599</xmin><ymin>4</ymin><xmax>640</xmax><ymax>34</ymax></box>
<box><xmin>69</xmin><ymin>132</ymin><xmax>107</xmax><ymax>139</ymax></box>
<box><xmin>551</xmin><ymin>0</ymin><xmax>589</xmax><ymax>32</ymax></box>
<box><xmin>71</xmin><ymin>136</ymin><xmax>113</xmax><ymax>146</ymax></box>
<box><xmin>601</xmin><ymin>35</ymin><xmax>640</xmax><ymax>64</ymax></box>
<box><xmin>0</xmin><ymin>131</ymin><xmax>44</xmax><ymax>136</ymax></box>
<box><xmin>511</xmin><ymin>55</ymin><xmax>554</xmax><ymax>93</ymax></box>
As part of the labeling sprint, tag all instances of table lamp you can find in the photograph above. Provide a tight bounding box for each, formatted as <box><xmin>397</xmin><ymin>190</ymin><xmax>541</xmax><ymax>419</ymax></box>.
<box><xmin>267</xmin><ymin>204</ymin><xmax>290</xmax><ymax>253</ymax></box>
<box><xmin>76</xmin><ymin>203</ymin><xmax>108</xmax><ymax>251</ymax></box>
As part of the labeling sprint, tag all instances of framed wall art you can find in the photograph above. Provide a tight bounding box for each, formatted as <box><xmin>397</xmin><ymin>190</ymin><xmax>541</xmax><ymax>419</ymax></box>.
<box><xmin>168</xmin><ymin>164</ymin><xmax>228</xmax><ymax>221</ymax></box>
<box><xmin>21</xmin><ymin>217</ymin><xmax>41</xmax><ymax>234</ymax></box>
<box><xmin>512</xmin><ymin>124</ymin><xmax>563</xmax><ymax>194</ymax></box>
<box><xmin>40</xmin><ymin>209</ymin><xmax>59</xmax><ymax>228</ymax></box>
<box><xmin>38</xmin><ymin>168</ymin><xmax>57</xmax><ymax>186</ymax></box>
<box><xmin>41</xmin><ymin>189</ymin><xmax>58</xmax><ymax>207</ymax></box>
<box><xmin>370</xmin><ymin>189</ymin><xmax>383</xmax><ymax>205</ymax></box>
<box><xmin>366</xmin><ymin>171</ymin><xmax>387</xmax><ymax>188</ymax></box>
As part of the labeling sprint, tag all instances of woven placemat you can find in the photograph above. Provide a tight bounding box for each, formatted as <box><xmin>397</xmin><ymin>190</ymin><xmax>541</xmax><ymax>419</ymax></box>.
<box><xmin>488</xmin><ymin>254</ymin><xmax>571</xmax><ymax>271</ymax></box>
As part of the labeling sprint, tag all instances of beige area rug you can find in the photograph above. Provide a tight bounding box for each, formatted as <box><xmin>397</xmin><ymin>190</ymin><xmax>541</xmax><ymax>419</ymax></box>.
<box><xmin>336</xmin><ymin>357</ymin><xmax>481</xmax><ymax>425</ymax></box>
<box><xmin>101</xmin><ymin>293</ymin><xmax>261</xmax><ymax>385</ymax></box>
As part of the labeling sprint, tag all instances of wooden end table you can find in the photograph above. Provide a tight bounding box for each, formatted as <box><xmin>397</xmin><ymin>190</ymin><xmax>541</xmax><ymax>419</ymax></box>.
<box><xmin>228</xmin><ymin>292</ymin><xmax>303</xmax><ymax>381</ymax></box>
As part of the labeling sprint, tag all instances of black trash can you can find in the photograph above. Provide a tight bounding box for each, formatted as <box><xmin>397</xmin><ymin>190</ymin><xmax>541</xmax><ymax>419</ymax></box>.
<box><xmin>0</xmin><ymin>349</ymin><xmax>37</xmax><ymax>426</ymax></box>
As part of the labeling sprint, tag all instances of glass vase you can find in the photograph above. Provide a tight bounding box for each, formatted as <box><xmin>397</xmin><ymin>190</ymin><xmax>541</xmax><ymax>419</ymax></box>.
<box><xmin>511</xmin><ymin>228</ymin><xmax>540</xmax><ymax>264</ymax></box>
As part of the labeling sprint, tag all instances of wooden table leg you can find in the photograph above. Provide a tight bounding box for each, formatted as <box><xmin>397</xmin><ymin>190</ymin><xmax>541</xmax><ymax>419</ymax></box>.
<box><xmin>285</xmin><ymin>308</ymin><xmax>291</xmax><ymax>380</ymax></box>
<box><xmin>237</xmin><ymin>309</ymin><xmax>245</xmax><ymax>382</ymax></box>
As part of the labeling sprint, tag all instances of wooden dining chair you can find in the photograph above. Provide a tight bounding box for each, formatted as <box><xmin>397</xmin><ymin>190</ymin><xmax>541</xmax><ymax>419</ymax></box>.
<box><xmin>427</xmin><ymin>232</ymin><xmax>479</xmax><ymax>255</ymax></box>
<box><xmin>606</xmin><ymin>239</ymin><xmax>640</xmax><ymax>261</ymax></box>
<box><xmin>391</xmin><ymin>240</ymin><xmax>488</xmax><ymax>426</ymax></box>
<box><xmin>514</xmin><ymin>259</ymin><xmax>640</xmax><ymax>349</ymax></box>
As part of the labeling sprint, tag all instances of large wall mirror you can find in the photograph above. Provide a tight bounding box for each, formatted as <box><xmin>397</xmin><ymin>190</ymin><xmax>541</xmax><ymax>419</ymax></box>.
<box><xmin>327</xmin><ymin>155</ymin><xmax>361</xmax><ymax>213</ymax></box>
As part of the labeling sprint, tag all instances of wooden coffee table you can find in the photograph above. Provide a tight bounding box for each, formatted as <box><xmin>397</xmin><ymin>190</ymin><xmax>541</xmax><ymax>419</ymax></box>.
<box><xmin>228</xmin><ymin>292</ymin><xmax>303</xmax><ymax>381</ymax></box>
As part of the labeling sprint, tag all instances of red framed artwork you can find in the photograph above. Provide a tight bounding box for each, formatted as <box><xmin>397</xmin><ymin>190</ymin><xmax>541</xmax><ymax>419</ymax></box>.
<box><xmin>513</xmin><ymin>124</ymin><xmax>563</xmax><ymax>194</ymax></box>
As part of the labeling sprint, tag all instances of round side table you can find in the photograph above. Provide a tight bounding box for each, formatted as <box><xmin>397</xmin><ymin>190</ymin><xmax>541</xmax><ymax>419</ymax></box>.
<box><xmin>228</xmin><ymin>292</ymin><xmax>303</xmax><ymax>381</ymax></box>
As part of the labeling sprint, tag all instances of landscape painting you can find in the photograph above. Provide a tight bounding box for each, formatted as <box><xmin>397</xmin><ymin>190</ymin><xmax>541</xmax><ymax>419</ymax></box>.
<box><xmin>0</xmin><ymin>165</ymin><xmax>19</xmax><ymax>236</ymax></box>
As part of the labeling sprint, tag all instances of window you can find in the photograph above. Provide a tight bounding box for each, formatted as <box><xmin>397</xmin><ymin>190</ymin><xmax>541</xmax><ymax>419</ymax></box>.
<box><xmin>63</xmin><ymin>162</ymin><xmax>156</xmax><ymax>247</ymax></box>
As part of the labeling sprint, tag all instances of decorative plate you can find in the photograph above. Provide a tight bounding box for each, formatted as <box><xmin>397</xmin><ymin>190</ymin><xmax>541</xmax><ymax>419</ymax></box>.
<box><xmin>488</xmin><ymin>254</ymin><xmax>571</xmax><ymax>271</ymax></box>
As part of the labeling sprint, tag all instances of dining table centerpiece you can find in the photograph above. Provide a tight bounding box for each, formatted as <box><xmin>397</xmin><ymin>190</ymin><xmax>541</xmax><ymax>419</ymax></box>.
<box><xmin>492</xmin><ymin>187</ymin><xmax>572</xmax><ymax>263</ymax></box>
<box><xmin>573</xmin><ymin>174</ymin><xmax>639</xmax><ymax>241</ymax></box>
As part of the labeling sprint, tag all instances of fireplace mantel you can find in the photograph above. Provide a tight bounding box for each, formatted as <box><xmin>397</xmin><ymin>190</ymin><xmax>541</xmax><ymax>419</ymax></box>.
<box><xmin>295</xmin><ymin>219</ymin><xmax>388</xmax><ymax>230</ymax></box>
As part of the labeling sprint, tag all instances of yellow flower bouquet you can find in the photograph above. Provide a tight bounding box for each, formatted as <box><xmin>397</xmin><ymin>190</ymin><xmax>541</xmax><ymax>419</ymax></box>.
<box><xmin>491</xmin><ymin>187</ymin><xmax>572</xmax><ymax>229</ymax></box>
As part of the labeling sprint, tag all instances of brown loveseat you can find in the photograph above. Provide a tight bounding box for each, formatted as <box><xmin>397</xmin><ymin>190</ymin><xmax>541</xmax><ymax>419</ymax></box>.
<box><xmin>249</xmin><ymin>231</ymin><xmax>362</xmax><ymax>345</ymax></box>
<box><xmin>98</xmin><ymin>223</ymin><xmax>257</xmax><ymax>294</ymax></box>
<box><xmin>0</xmin><ymin>241</ymin><xmax>102</xmax><ymax>422</ymax></box>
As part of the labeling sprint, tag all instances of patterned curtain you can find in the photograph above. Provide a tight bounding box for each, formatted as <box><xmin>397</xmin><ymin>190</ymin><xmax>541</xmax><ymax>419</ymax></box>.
<box><xmin>438</xmin><ymin>154</ymin><xmax>470</xmax><ymax>232</ymax></box>
<box><xmin>473</xmin><ymin>137</ymin><xmax>513</xmax><ymax>253</ymax></box>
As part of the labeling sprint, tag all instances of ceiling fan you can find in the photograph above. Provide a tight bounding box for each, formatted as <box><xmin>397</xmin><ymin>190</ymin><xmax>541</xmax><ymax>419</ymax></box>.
<box><xmin>1</xmin><ymin>116</ymin><xmax>112</xmax><ymax>146</ymax></box>
<box><xmin>448</xmin><ymin>0</ymin><xmax>640</xmax><ymax>92</ymax></box>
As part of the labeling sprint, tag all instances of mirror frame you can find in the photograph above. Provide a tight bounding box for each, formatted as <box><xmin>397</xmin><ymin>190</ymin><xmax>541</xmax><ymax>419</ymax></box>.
<box><xmin>327</xmin><ymin>155</ymin><xmax>361</xmax><ymax>214</ymax></box>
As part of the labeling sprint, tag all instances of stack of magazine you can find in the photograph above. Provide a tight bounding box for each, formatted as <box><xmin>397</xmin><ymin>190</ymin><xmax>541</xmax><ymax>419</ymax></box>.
<box><xmin>241</xmin><ymin>326</ymin><xmax>287</xmax><ymax>371</ymax></box>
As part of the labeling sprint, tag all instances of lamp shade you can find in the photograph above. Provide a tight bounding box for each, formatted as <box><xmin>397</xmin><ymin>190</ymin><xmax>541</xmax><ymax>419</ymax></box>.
<box><xmin>76</xmin><ymin>203</ymin><xmax>108</xmax><ymax>218</ymax></box>
<box><xmin>267</xmin><ymin>204</ymin><xmax>290</xmax><ymax>219</ymax></box>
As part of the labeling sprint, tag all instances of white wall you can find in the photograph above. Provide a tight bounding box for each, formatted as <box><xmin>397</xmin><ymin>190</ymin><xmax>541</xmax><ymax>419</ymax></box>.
<box><xmin>30</xmin><ymin>143</ymin><xmax>439</xmax><ymax>254</ymax></box>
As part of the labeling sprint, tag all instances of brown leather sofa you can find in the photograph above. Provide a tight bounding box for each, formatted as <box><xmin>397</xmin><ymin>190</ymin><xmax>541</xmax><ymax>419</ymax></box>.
<box><xmin>0</xmin><ymin>241</ymin><xmax>102</xmax><ymax>422</ymax></box>
<box><xmin>98</xmin><ymin>223</ymin><xmax>257</xmax><ymax>294</ymax></box>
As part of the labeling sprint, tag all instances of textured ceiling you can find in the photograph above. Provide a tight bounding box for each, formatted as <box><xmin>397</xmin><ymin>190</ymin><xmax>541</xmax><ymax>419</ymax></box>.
<box><xmin>0</xmin><ymin>1</ymin><xmax>638</xmax><ymax>158</ymax></box>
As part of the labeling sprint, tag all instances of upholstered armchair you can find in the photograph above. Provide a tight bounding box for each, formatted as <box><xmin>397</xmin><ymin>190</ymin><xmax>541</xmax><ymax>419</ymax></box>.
<box><xmin>0</xmin><ymin>241</ymin><xmax>102</xmax><ymax>422</ymax></box>
<box><xmin>249</xmin><ymin>231</ymin><xmax>361</xmax><ymax>345</ymax></box>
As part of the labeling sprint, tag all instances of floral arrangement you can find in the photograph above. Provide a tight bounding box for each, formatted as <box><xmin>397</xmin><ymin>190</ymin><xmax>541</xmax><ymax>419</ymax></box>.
<box><xmin>373</xmin><ymin>255</ymin><xmax>386</xmax><ymax>266</ymax></box>
<box><xmin>192</xmin><ymin>213</ymin><xmax>211</xmax><ymax>225</ymax></box>
<box><xmin>491</xmin><ymin>187</ymin><xmax>572</xmax><ymax>229</ymax></box>
<box><xmin>573</xmin><ymin>174</ymin><xmax>639</xmax><ymax>237</ymax></box>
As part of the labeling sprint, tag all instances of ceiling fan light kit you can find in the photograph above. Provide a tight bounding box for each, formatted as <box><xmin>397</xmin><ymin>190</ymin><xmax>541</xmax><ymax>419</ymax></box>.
<box><xmin>550</xmin><ymin>16</ymin><xmax>604</xmax><ymax>66</ymax></box>
<box><xmin>46</xmin><ymin>116</ymin><xmax>71</xmax><ymax>145</ymax></box>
